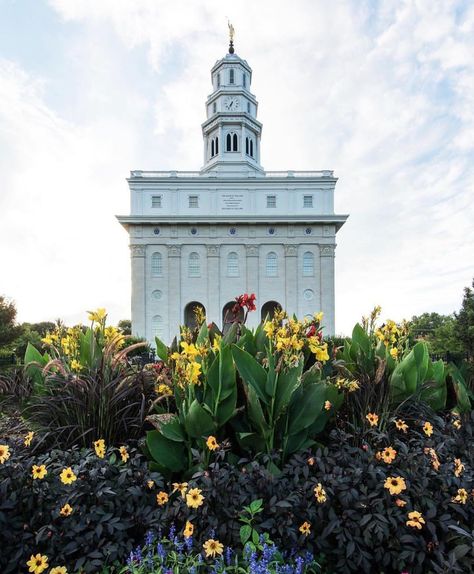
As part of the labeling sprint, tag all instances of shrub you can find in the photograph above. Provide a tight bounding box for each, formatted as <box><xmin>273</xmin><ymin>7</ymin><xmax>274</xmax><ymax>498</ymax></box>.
<box><xmin>140</xmin><ymin>411</ymin><xmax>474</xmax><ymax>573</ymax></box>
<box><xmin>0</xmin><ymin>442</ymin><xmax>163</xmax><ymax>573</ymax></box>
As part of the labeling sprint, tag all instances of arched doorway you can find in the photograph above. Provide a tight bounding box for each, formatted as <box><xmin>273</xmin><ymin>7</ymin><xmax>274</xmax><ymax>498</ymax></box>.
<box><xmin>184</xmin><ymin>301</ymin><xmax>206</xmax><ymax>330</ymax></box>
<box><xmin>222</xmin><ymin>301</ymin><xmax>245</xmax><ymax>334</ymax></box>
<box><xmin>261</xmin><ymin>301</ymin><xmax>282</xmax><ymax>322</ymax></box>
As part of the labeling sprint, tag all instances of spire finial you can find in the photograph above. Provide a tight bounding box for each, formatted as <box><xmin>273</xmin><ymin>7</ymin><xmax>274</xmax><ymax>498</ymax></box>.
<box><xmin>228</xmin><ymin>20</ymin><xmax>235</xmax><ymax>54</ymax></box>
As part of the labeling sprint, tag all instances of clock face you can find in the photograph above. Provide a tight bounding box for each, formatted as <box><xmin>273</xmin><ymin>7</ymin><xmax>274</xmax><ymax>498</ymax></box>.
<box><xmin>224</xmin><ymin>96</ymin><xmax>240</xmax><ymax>111</ymax></box>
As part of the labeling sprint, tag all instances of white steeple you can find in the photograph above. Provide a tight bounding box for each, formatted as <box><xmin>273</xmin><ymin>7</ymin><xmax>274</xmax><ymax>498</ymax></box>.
<box><xmin>201</xmin><ymin>31</ymin><xmax>263</xmax><ymax>174</ymax></box>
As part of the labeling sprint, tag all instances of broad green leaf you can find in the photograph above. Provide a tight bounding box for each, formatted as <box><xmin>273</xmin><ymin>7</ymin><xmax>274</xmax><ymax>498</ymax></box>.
<box><xmin>246</xmin><ymin>386</ymin><xmax>269</xmax><ymax>434</ymax></box>
<box><xmin>236</xmin><ymin>431</ymin><xmax>266</xmax><ymax>453</ymax></box>
<box><xmin>184</xmin><ymin>399</ymin><xmax>215</xmax><ymax>438</ymax></box>
<box><xmin>232</xmin><ymin>345</ymin><xmax>269</xmax><ymax>404</ymax></box>
<box><xmin>196</xmin><ymin>321</ymin><xmax>209</xmax><ymax>346</ymax></box>
<box><xmin>240</xmin><ymin>525</ymin><xmax>252</xmax><ymax>545</ymax></box>
<box><xmin>288</xmin><ymin>383</ymin><xmax>325</xmax><ymax>435</ymax></box>
<box><xmin>449</xmin><ymin>363</ymin><xmax>471</xmax><ymax>413</ymax></box>
<box><xmin>215</xmin><ymin>384</ymin><xmax>237</xmax><ymax>426</ymax></box>
<box><xmin>160</xmin><ymin>418</ymin><xmax>186</xmax><ymax>442</ymax></box>
<box><xmin>222</xmin><ymin>322</ymin><xmax>239</xmax><ymax>345</ymax></box>
<box><xmin>413</xmin><ymin>342</ymin><xmax>429</xmax><ymax>383</ymax></box>
<box><xmin>154</xmin><ymin>336</ymin><xmax>169</xmax><ymax>362</ymax></box>
<box><xmin>351</xmin><ymin>323</ymin><xmax>370</xmax><ymax>355</ymax></box>
<box><xmin>273</xmin><ymin>361</ymin><xmax>303</xmax><ymax>419</ymax></box>
<box><xmin>146</xmin><ymin>430</ymin><xmax>186</xmax><ymax>472</ymax></box>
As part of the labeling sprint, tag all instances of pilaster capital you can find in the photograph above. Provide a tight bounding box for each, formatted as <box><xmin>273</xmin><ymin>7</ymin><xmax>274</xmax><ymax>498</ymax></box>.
<box><xmin>167</xmin><ymin>245</ymin><xmax>182</xmax><ymax>257</ymax></box>
<box><xmin>245</xmin><ymin>245</ymin><xmax>259</xmax><ymax>257</ymax></box>
<box><xmin>284</xmin><ymin>244</ymin><xmax>298</xmax><ymax>257</ymax></box>
<box><xmin>206</xmin><ymin>245</ymin><xmax>220</xmax><ymax>257</ymax></box>
<box><xmin>320</xmin><ymin>244</ymin><xmax>336</xmax><ymax>257</ymax></box>
<box><xmin>130</xmin><ymin>244</ymin><xmax>146</xmax><ymax>258</ymax></box>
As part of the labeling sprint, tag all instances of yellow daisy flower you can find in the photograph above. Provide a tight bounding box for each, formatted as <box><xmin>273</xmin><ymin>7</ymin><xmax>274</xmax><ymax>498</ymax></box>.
<box><xmin>59</xmin><ymin>467</ymin><xmax>77</xmax><ymax>485</ymax></box>
<box><xmin>395</xmin><ymin>419</ymin><xmax>408</xmax><ymax>433</ymax></box>
<box><xmin>299</xmin><ymin>521</ymin><xmax>311</xmax><ymax>536</ymax></box>
<box><xmin>452</xmin><ymin>488</ymin><xmax>468</xmax><ymax>504</ymax></box>
<box><xmin>384</xmin><ymin>476</ymin><xmax>407</xmax><ymax>496</ymax></box>
<box><xmin>203</xmin><ymin>538</ymin><xmax>224</xmax><ymax>558</ymax></box>
<box><xmin>50</xmin><ymin>567</ymin><xmax>68</xmax><ymax>574</ymax></box>
<box><xmin>26</xmin><ymin>553</ymin><xmax>49</xmax><ymax>574</ymax></box>
<box><xmin>32</xmin><ymin>464</ymin><xmax>47</xmax><ymax>480</ymax></box>
<box><xmin>172</xmin><ymin>482</ymin><xmax>188</xmax><ymax>497</ymax></box>
<box><xmin>366</xmin><ymin>413</ymin><xmax>379</xmax><ymax>427</ymax></box>
<box><xmin>406</xmin><ymin>510</ymin><xmax>425</xmax><ymax>529</ymax></box>
<box><xmin>156</xmin><ymin>491</ymin><xmax>169</xmax><ymax>505</ymax></box>
<box><xmin>119</xmin><ymin>446</ymin><xmax>129</xmax><ymax>463</ymax></box>
<box><xmin>314</xmin><ymin>483</ymin><xmax>327</xmax><ymax>503</ymax></box>
<box><xmin>60</xmin><ymin>503</ymin><xmax>73</xmax><ymax>516</ymax></box>
<box><xmin>93</xmin><ymin>439</ymin><xmax>106</xmax><ymax>458</ymax></box>
<box><xmin>379</xmin><ymin>447</ymin><xmax>397</xmax><ymax>464</ymax></box>
<box><xmin>186</xmin><ymin>487</ymin><xmax>204</xmax><ymax>508</ymax></box>
<box><xmin>454</xmin><ymin>458</ymin><xmax>464</xmax><ymax>478</ymax></box>
<box><xmin>0</xmin><ymin>444</ymin><xmax>11</xmax><ymax>464</ymax></box>
<box><xmin>183</xmin><ymin>520</ymin><xmax>194</xmax><ymax>538</ymax></box>
<box><xmin>24</xmin><ymin>431</ymin><xmax>34</xmax><ymax>447</ymax></box>
<box><xmin>206</xmin><ymin>436</ymin><xmax>219</xmax><ymax>451</ymax></box>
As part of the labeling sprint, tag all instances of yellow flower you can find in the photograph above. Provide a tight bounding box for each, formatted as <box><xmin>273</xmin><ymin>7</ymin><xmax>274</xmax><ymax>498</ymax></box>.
<box><xmin>50</xmin><ymin>567</ymin><xmax>68</xmax><ymax>574</ymax></box>
<box><xmin>156</xmin><ymin>383</ymin><xmax>173</xmax><ymax>396</ymax></box>
<box><xmin>206</xmin><ymin>436</ymin><xmax>219</xmax><ymax>451</ymax></box>
<box><xmin>384</xmin><ymin>476</ymin><xmax>407</xmax><ymax>495</ymax></box>
<box><xmin>88</xmin><ymin>308</ymin><xmax>107</xmax><ymax>322</ymax></box>
<box><xmin>60</xmin><ymin>467</ymin><xmax>77</xmax><ymax>485</ymax></box>
<box><xmin>26</xmin><ymin>553</ymin><xmax>49</xmax><ymax>574</ymax></box>
<box><xmin>172</xmin><ymin>482</ymin><xmax>188</xmax><ymax>497</ymax></box>
<box><xmin>347</xmin><ymin>380</ymin><xmax>360</xmax><ymax>392</ymax></box>
<box><xmin>299</xmin><ymin>521</ymin><xmax>311</xmax><ymax>536</ymax></box>
<box><xmin>212</xmin><ymin>335</ymin><xmax>222</xmax><ymax>352</ymax></box>
<box><xmin>32</xmin><ymin>464</ymin><xmax>47</xmax><ymax>480</ymax></box>
<box><xmin>452</xmin><ymin>488</ymin><xmax>468</xmax><ymax>504</ymax></box>
<box><xmin>41</xmin><ymin>333</ymin><xmax>54</xmax><ymax>345</ymax></box>
<box><xmin>314</xmin><ymin>483</ymin><xmax>327</xmax><ymax>503</ymax></box>
<box><xmin>183</xmin><ymin>520</ymin><xmax>194</xmax><ymax>538</ymax></box>
<box><xmin>24</xmin><ymin>431</ymin><xmax>34</xmax><ymax>447</ymax></box>
<box><xmin>314</xmin><ymin>311</ymin><xmax>324</xmax><ymax>323</ymax></box>
<box><xmin>389</xmin><ymin>347</ymin><xmax>398</xmax><ymax>359</ymax></box>
<box><xmin>307</xmin><ymin>457</ymin><xmax>315</xmax><ymax>466</ymax></box>
<box><xmin>119</xmin><ymin>446</ymin><xmax>129</xmax><ymax>463</ymax></box>
<box><xmin>395</xmin><ymin>419</ymin><xmax>408</xmax><ymax>433</ymax></box>
<box><xmin>186</xmin><ymin>361</ymin><xmax>202</xmax><ymax>385</ymax></box>
<box><xmin>180</xmin><ymin>341</ymin><xmax>199</xmax><ymax>358</ymax></box>
<box><xmin>263</xmin><ymin>321</ymin><xmax>275</xmax><ymax>338</ymax></box>
<box><xmin>310</xmin><ymin>341</ymin><xmax>329</xmax><ymax>362</ymax></box>
<box><xmin>186</xmin><ymin>487</ymin><xmax>204</xmax><ymax>508</ymax></box>
<box><xmin>324</xmin><ymin>400</ymin><xmax>332</xmax><ymax>411</ymax></box>
<box><xmin>70</xmin><ymin>359</ymin><xmax>82</xmax><ymax>372</ymax></box>
<box><xmin>156</xmin><ymin>491</ymin><xmax>169</xmax><ymax>505</ymax></box>
<box><xmin>203</xmin><ymin>538</ymin><xmax>224</xmax><ymax>558</ymax></box>
<box><xmin>395</xmin><ymin>498</ymin><xmax>407</xmax><ymax>507</ymax></box>
<box><xmin>453</xmin><ymin>419</ymin><xmax>461</xmax><ymax>429</ymax></box>
<box><xmin>378</xmin><ymin>447</ymin><xmax>397</xmax><ymax>464</ymax></box>
<box><xmin>366</xmin><ymin>413</ymin><xmax>379</xmax><ymax>427</ymax></box>
<box><xmin>93</xmin><ymin>439</ymin><xmax>106</xmax><ymax>458</ymax></box>
<box><xmin>423</xmin><ymin>421</ymin><xmax>433</xmax><ymax>437</ymax></box>
<box><xmin>60</xmin><ymin>503</ymin><xmax>73</xmax><ymax>516</ymax></box>
<box><xmin>0</xmin><ymin>444</ymin><xmax>11</xmax><ymax>464</ymax></box>
<box><xmin>406</xmin><ymin>510</ymin><xmax>425</xmax><ymax>529</ymax></box>
<box><xmin>147</xmin><ymin>480</ymin><xmax>154</xmax><ymax>489</ymax></box>
<box><xmin>454</xmin><ymin>458</ymin><xmax>464</xmax><ymax>478</ymax></box>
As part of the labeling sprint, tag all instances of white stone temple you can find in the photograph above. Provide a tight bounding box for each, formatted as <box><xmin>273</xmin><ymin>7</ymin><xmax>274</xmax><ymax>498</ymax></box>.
<box><xmin>117</xmin><ymin>36</ymin><xmax>348</xmax><ymax>344</ymax></box>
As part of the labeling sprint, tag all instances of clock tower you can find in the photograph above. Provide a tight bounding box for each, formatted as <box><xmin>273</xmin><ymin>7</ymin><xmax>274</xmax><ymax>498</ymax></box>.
<box><xmin>201</xmin><ymin>36</ymin><xmax>263</xmax><ymax>174</ymax></box>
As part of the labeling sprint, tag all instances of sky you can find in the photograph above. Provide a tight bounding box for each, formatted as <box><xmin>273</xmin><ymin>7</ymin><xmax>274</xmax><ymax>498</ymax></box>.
<box><xmin>0</xmin><ymin>0</ymin><xmax>473</xmax><ymax>335</ymax></box>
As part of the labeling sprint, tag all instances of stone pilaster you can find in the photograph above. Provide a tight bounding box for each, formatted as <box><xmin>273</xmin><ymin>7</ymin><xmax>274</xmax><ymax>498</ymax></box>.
<box><xmin>320</xmin><ymin>245</ymin><xmax>336</xmax><ymax>336</ymax></box>
<box><xmin>284</xmin><ymin>244</ymin><xmax>298</xmax><ymax>317</ymax></box>
<box><xmin>245</xmin><ymin>245</ymin><xmax>259</xmax><ymax>327</ymax></box>
<box><xmin>167</xmin><ymin>245</ymin><xmax>182</xmax><ymax>340</ymax></box>
<box><xmin>206</xmin><ymin>245</ymin><xmax>220</xmax><ymax>325</ymax></box>
<box><xmin>130</xmin><ymin>245</ymin><xmax>146</xmax><ymax>338</ymax></box>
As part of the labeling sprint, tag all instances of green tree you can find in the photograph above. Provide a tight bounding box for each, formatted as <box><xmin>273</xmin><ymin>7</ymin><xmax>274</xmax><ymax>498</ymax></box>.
<box><xmin>117</xmin><ymin>319</ymin><xmax>131</xmax><ymax>336</ymax></box>
<box><xmin>13</xmin><ymin>321</ymin><xmax>56</xmax><ymax>358</ymax></box>
<box><xmin>455</xmin><ymin>278</ymin><xmax>474</xmax><ymax>360</ymax></box>
<box><xmin>0</xmin><ymin>296</ymin><xmax>22</xmax><ymax>350</ymax></box>
<box><xmin>408</xmin><ymin>312</ymin><xmax>462</xmax><ymax>358</ymax></box>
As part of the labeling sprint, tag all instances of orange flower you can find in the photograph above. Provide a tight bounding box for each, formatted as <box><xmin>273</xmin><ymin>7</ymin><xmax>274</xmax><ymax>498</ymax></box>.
<box><xmin>206</xmin><ymin>436</ymin><xmax>219</xmax><ymax>451</ymax></box>
<box><xmin>324</xmin><ymin>401</ymin><xmax>332</xmax><ymax>411</ymax></box>
<box><xmin>366</xmin><ymin>413</ymin><xmax>379</xmax><ymax>427</ymax></box>
<box><xmin>384</xmin><ymin>476</ymin><xmax>407</xmax><ymax>495</ymax></box>
<box><xmin>395</xmin><ymin>498</ymin><xmax>407</xmax><ymax>507</ymax></box>
<box><xmin>156</xmin><ymin>491</ymin><xmax>169</xmax><ymax>505</ymax></box>
<box><xmin>452</xmin><ymin>488</ymin><xmax>468</xmax><ymax>504</ymax></box>
<box><xmin>172</xmin><ymin>482</ymin><xmax>188</xmax><ymax>497</ymax></box>
<box><xmin>395</xmin><ymin>419</ymin><xmax>408</xmax><ymax>433</ymax></box>
<box><xmin>424</xmin><ymin>448</ymin><xmax>440</xmax><ymax>471</ymax></box>
<box><xmin>378</xmin><ymin>447</ymin><xmax>397</xmax><ymax>464</ymax></box>
<box><xmin>60</xmin><ymin>503</ymin><xmax>73</xmax><ymax>516</ymax></box>
<box><xmin>183</xmin><ymin>520</ymin><xmax>194</xmax><ymax>538</ymax></box>
<box><xmin>307</xmin><ymin>457</ymin><xmax>315</xmax><ymax>466</ymax></box>
<box><xmin>454</xmin><ymin>458</ymin><xmax>464</xmax><ymax>478</ymax></box>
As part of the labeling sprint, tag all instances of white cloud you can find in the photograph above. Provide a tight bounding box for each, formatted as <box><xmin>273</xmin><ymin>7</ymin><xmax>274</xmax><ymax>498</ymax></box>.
<box><xmin>1</xmin><ymin>0</ymin><xmax>473</xmax><ymax>334</ymax></box>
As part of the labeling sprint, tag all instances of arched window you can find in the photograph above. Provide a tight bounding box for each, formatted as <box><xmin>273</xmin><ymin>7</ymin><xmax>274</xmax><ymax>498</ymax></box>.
<box><xmin>227</xmin><ymin>252</ymin><xmax>239</xmax><ymax>277</ymax></box>
<box><xmin>188</xmin><ymin>252</ymin><xmax>200</xmax><ymax>277</ymax></box>
<box><xmin>151</xmin><ymin>252</ymin><xmax>163</xmax><ymax>277</ymax></box>
<box><xmin>261</xmin><ymin>301</ymin><xmax>282</xmax><ymax>322</ymax></box>
<box><xmin>233</xmin><ymin>133</ymin><xmax>238</xmax><ymax>151</ymax></box>
<box><xmin>215</xmin><ymin>136</ymin><xmax>219</xmax><ymax>154</ymax></box>
<box><xmin>303</xmin><ymin>251</ymin><xmax>314</xmax><ymax>276</ymax></box>
<box><xmin>245</xmin><ymin>137</ymin><xmax>249</xmax><ymax>155</ymax></box>
<box><xmin>152</xmin><ymin>315</ymin><xmax>164</xmax><ymax>339</ymax></box>
<box><xmin>222</xmin><ymin>301</ymin><xmax>244</xmax><ymax>334</ymax></box>
<box><xmin>266</xmin><ymin>252</ymin><xmax>278</xmax><ymax>277</ymax></box>
<box><xmin>184</xmin><ymin>302</ymin><xmax>206</xmax><ymax>330</ymax></box>
<box><xmin>226</xmin><ymin>133</ymin><xmax>232</xmax><ymax>152</ymax></box>
<box><xmin>211</xmin><ymin>139</ymin><xmax>215</xmax><ymax>157</ymax></box>
<box><xmin>229</xmin><ymin>69</ymin><xmax>234</xmax><ymax>84</ymax></box>
<box><xmin>250</xmin><ymin>140</ymin><xmax>254</xmax><ymax>157</ymax></box>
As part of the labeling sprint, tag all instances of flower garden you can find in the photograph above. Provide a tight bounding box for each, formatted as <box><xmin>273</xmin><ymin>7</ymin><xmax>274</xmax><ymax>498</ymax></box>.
<box><xmin>0</xmin><ymin>299</ymin><xmax>473</xmax><ymax>573</ymax></box>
